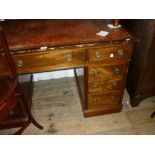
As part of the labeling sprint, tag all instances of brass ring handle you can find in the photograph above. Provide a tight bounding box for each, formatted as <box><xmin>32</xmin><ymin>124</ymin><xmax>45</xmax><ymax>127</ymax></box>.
<box><xmin>112</xmin><ymin>82</ymin><xmax>119</xmax><ymax>88</ymax></box>
<box><xmin>95</xmin><ymin>51</ymin><xmax>101</xmax><ymax>58</ymax></box>
<box><xmin>16</xmin><ymin>60</ymin><xmax>24</xmax><ymax>67</ymax></box>
<box><xmin>114</xmin><ymin>68</ymin><xmax>121</xmax><ymax>74</ymax></box>
<box><xmin>92</xmin><ymin>70</ymin><xmax>100</xmax><ymax>77</ymax></box>
<box><xmin>65</xmin><ymin>54</ymin><xmax>72</xmax><ymax>62</ymax></box>
<box><xmin>117</xmin><ymin>49</ymin><xmax>124</xmax><ymax>56</ymax></box>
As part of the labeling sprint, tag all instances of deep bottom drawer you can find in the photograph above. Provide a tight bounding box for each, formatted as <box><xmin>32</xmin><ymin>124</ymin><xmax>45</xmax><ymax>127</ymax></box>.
<box><xmin>13</xmin><ymin>48</ymin><xmax>87</xmax><ymax>74</ymax></box>
<box><xmin>88</xmin><ymin>91</ymin><xmax>121</xmax><ymax>110</ymax></box>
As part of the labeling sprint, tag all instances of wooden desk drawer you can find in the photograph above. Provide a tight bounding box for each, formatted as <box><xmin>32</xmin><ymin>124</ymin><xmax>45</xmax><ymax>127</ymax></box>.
<box><xmin>89</xmin><ymin>45</ymin><xmax>131</xmax><ymax>65</ymax></box>
<box><xmin>88</xmin><ymin>64</ymin><xmax>126</xmax><ymax>82</ymax></box>
<box><xmin>13</xmin><ymin>49</ymin><xmax>87</xmax><ymax>74</ymax></box>
<box><xmin>88</xmin><ymin>91</ymin><xmax>121</xmax><ymax>110</ymax></box>
<box><xmin>88</xmin><ymin>80</ymin><xmax>123</xmax><ymax>94</ymax></box>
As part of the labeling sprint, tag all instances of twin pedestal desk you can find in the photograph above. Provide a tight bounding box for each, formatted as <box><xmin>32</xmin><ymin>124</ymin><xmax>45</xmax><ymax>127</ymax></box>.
<box><xmin>1</xmin><ymin>20</ymin><xmax>134</xmax><ymax>117</ymax></box>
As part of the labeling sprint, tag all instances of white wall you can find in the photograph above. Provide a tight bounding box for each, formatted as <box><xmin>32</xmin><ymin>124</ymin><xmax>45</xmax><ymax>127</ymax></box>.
<box><xmin>33</xmin><ymin>69</ymin><xmax>74</xmax><ymax>81</ymax></box>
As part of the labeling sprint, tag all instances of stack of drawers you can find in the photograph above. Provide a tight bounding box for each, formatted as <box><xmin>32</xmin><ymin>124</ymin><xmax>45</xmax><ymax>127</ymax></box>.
<box><xmin>85</xmin><ymin>43</ymin><xmax>133</xmax><ymax>116</ymax></box>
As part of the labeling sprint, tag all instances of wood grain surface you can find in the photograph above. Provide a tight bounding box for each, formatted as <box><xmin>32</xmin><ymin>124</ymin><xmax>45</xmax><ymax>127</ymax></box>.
<box><xmin>3</xmin><ymin>20</ymin><xmax>133</xmax><ymax>51</ymax></box>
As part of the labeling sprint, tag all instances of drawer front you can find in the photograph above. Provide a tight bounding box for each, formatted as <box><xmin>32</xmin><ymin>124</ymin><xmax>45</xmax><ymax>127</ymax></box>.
<box><xmin>89</xmin><ymin>45</ymin><xmax>131</xmax><ymax>65</ymax></box>
<box><xmin>13</xmin><ymin>49</ymin><xmax>87</xmax><ymax>74</ymax></box>
<box><xmin>88</xmin><ymin>64</ymin><xmax>126</xmax><ymax>82</ymax></box>
<box><xmin>88</xmin><ymin>91</ymin><xmax>121</xmax><ymax>110</ymax></box>
<box><xmin>88</xmin><ymin>80</ymin><xmax>123</xmax><ymax>94</ymax></box>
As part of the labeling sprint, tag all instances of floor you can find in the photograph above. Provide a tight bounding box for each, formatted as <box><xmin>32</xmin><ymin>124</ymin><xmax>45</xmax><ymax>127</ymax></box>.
<box><xmin>1</xmin><ymin>77</ymin><xmax>155</xmax><ymax>135</ymax></box>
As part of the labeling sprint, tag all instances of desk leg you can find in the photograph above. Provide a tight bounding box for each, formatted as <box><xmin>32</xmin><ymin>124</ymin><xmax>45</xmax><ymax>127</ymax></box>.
<box><xmin>18</xmin><ymin>75</ymin><xmax>43</xmax><ymax>130</ymax></box>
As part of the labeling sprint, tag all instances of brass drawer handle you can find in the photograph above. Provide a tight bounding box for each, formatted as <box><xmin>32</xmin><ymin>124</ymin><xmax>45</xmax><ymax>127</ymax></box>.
<box><xmin>114</xmin><ymin>68</ymin><xmax>121</xmax><ymax>74</ymax></box>
<box><xmin>95</xmin><ymin>51</ymin><xmax>101</xmax><ymax>58</ymax></box>
<box><xmin>117</xmin><ymin>49</ymin><xmax>124</xmax><ymax>56</ymax></box>
<box><xmin>16</xmin><ymin>60</ymin><xmax>24</xmax><ymax>67</ymax></box>
<box><xmin>92</xmin><ymin>70</ymin><xmax>100</xmax><ymax>77</ymax></box>
<box><xmin>65</xmin><ymin>54</ymin><xmax>72</xmax><ymax>62</ymax></box>
<box><xmin>112</xmin><ymin>82</ymin><xmax>119</xmax><ymax>88</ymax></box>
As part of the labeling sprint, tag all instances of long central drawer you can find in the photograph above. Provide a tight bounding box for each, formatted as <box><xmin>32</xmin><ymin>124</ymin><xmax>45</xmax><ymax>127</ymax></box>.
<box><xmin>12</xmin><ymin>48</ymin><xmax>87</xmax><ymax>74</ymax></box>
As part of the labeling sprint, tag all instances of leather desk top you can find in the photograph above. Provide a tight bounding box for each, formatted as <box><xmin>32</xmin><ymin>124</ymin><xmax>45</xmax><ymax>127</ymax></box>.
<box><xmin>2</xmin><ymin>20</ymin><xmax>133</xmax><ymax>51</ymax></box>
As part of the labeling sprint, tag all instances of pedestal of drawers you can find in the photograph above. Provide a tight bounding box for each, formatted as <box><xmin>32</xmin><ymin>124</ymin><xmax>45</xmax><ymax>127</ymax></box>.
<box><xmin>75</xmin><ymin>43</ymin><xmax>133</xmax><ymax>117</ymax></box>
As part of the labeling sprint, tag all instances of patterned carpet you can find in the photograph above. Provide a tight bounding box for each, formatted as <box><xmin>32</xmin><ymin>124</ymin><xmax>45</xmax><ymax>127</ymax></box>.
<box><xmin>0</xmin><ymin>77</ymin><xmax>155</xmax><ymax>135</ymax></box>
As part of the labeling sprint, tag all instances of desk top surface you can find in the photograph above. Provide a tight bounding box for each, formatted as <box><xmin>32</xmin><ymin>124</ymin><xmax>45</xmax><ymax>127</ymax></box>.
<box><xmin>2</xmin><ymin>20</ymin><xmax>133</xmax><ymax>51</ymax></box>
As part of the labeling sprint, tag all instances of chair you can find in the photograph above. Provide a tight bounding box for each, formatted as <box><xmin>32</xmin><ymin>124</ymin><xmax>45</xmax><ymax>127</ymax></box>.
<box><xmin>151</xmin><ymin>111</ymin><xmax>155</xmax><ymax>118</ymax></box>
<box><xmin>0</xmin><ymin>24</ymin><xmax>43</xmax><ymax>134</ymax></box>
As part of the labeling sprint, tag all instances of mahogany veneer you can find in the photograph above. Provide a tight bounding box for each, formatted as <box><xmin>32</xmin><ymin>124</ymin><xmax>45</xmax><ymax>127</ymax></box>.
<box><xmin>1</xmin><ymin>20</ymin><xmax>134</xmax><ymax>117</ymax></box>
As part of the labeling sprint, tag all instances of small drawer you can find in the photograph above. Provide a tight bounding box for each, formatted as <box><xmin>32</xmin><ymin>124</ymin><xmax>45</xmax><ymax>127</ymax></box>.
<box><xmin>89</xmin><ymin>45</ymin><xmax>131</xmax><ymax>65</ymax></box>
<box><xmin>88</xmin><ymin>80</ymin><xmax>123</xmax><ymax>94</ymax></box>
<box><xmin>88</xmin><ymin>92</ymin><xmax>121</xmax><ymax>110</ymax></box>
<box><xmin>13</xmin><ymin>48</ymin><xmax>87</xmax><ymax>74</ymax></box>
<box><xmin>88</xmin><ymin>64</ymin><xmax>126</xmax><ymax>82</ymax></box>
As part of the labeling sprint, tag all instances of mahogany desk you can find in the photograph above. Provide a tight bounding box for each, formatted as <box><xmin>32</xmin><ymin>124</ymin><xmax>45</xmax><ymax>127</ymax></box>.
<box><xmin>1</xmin><ymin>20</ymin><xmax>134</xmax><ymax>117</ymax></box>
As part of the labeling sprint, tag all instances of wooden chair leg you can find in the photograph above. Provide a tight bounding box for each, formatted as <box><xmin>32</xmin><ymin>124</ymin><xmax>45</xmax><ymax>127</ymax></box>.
<box><xmin>20</xmin><ymin>92</ymin><xmax>43</xmax><ymax>129</ymax></box>
<box><xmin>16</xmin><ymin>83</ymin><xmax>43</xmax><ymax>130</ymax></box>
<box><xmin>27</xmin><ymin>110</ymin><xmax>43</xmax><ymax>129</ymax></box>
<box><xmin>13</xmin><ymin>122</ymin><xmax>30</xmax><ymax>135</ymax></box>
<box><xmin>151</xmin><ymin>111</ymin><xmax>155</xmax><ymax>118</ymax></box>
